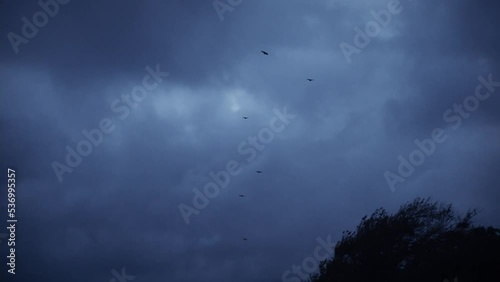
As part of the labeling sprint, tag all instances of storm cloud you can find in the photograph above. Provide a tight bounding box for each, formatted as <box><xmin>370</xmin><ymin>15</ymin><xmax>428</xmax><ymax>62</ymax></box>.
<box><xmin>0</xmin><ymin>0</ymin><xmax>499</xmax><ymax>281</ymax></box>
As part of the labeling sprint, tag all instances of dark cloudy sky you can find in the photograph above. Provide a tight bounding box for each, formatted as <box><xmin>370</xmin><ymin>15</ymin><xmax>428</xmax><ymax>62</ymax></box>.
<box><xmin>1</xmin><ymin>0</ymin><xmax>499</xmax><ymax>281</ymax></box>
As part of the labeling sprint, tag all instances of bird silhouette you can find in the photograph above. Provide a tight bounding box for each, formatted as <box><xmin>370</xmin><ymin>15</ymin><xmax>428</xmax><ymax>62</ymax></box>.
<box><xmin>256</xmin><ymin>170</ymin><xmax>263</xmax><ymax>174</ymax></box>
<box><xmin>239</xmin><ymin>194</ymin><xmax>245</xmax><ymax>197</ymax></box>
<box><xmin>242</xmin><ymin>116</ymin><xmax>249</xmax><ymax>119</ymax></box>
<box><xmin>307</xmin><ymin>78</ymin><xmax>314</xmax><ymax>81</ymax></box>
<box><xmin>242</xmin><ymin>238</ymin><xmax>248</xmax><ymax>241</ymax></box>
<box><xmin>261</xmin><ymin>50</ymin><xmax>269</xmax><ymax>55</ymax></box>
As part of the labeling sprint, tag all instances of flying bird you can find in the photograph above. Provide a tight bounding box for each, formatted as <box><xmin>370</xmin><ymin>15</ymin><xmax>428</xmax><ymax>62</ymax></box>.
<box><xmin>242</xmin><ymin>116</ymin><xmax>249</xmax><ymax>119</ymax></box>
<box><xmin>256</xmin><ymin>170</ymin><xmax>263</xmax><ymax>174</ymax></box>
<box><xmin>239</xmin><ymin>194</ymin><xmax>245</xmax><ymax>197</ymax></box>
<box><xmin>242</xmin><ymin>238</ymin><xmax>248</xmax><ymax>241</ymax></box>
<box><xmin>261</xmin><ymin>50</ymin><xmax>269</xmax><ymax>55</ymax></box>
<box><xmin>307</xmin><ymin>79</ymin><xmax>314</xmax><ymax>81</ymax></box>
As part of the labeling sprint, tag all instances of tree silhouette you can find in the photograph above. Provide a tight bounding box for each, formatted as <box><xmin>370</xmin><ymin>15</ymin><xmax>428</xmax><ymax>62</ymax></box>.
<box><xmin>310</xmin><ymin>198</ymin><xmax>500</xmax><ymax>282</ymax></box>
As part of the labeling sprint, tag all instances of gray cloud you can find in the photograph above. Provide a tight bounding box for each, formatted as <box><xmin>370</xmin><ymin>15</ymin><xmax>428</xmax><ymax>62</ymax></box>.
<box><xmin>1</xmin><ymin>0</ymin><xmax>499</xmax><ymax>281</ymax></box>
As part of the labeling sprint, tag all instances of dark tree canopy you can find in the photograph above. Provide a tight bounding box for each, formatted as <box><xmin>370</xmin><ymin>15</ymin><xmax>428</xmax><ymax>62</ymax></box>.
<box><xmin>310</xmin><ymin>198</ymin><xmax>500</xmax><ymax>282</ymax></box>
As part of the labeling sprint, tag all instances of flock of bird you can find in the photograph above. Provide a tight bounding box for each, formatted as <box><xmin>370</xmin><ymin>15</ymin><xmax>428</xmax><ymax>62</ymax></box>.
<box><xmin>238</xmin><ymin>50</ymin><xmax>314</xmax><ymax>242</ymax></box>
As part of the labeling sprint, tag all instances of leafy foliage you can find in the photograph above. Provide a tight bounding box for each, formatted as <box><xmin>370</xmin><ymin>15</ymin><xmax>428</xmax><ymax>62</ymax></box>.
<box><xmin>310</xmin><ymin>198</ymin><xmax>500</xmax><ymax>282</ymax></box>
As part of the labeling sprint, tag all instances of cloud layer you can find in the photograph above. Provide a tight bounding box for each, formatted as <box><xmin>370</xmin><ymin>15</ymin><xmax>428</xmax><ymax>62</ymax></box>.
<box><xmin>1</xmin><ymin>0</ymin><xmax>499</xmax><ymax>281</ymax></box>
